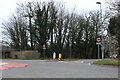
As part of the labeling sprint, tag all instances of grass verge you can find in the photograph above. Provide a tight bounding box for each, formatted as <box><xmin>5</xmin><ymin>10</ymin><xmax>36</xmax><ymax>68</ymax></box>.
<box><xmin>93</xmin><ymin>60</ymin><xmax>120</xmax><ymax>66</ymax></box>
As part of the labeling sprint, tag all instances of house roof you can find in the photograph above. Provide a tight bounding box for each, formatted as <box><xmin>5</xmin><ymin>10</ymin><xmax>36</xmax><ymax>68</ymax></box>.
<box><xmin>0</xmin><ymin>46</ymin><xmax>13</xmax><ymax>51</ymax></box>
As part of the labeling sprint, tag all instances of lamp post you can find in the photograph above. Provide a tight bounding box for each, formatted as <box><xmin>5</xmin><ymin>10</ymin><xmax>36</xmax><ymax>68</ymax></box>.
<box><xmin>96</xmin><ymin>2</ymin><xmax>102</xmax><ymax>32</ymax></box>
<box><xmin>96</xmin><ymin>2</ymin><xmax>104</xmax><ymax>60</ymax></box>
<box><xmin>69</xmin><ymin>43</ymin><xmax>72</xmax><ymax>59</ymax></box>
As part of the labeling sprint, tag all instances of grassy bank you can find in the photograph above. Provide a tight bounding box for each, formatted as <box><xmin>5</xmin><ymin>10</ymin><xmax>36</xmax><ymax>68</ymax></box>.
<box><xmin>93</xmin><ymin>60</ymin><xmax>120</xmax><ymax>66</ymax></box>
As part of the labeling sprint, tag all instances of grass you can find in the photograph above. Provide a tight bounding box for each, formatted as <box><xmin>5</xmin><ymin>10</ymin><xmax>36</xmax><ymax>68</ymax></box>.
<box><xmin>93</xmin><ymin>60</ymin><xmax>120</xmax><ymax>66</ymax></box>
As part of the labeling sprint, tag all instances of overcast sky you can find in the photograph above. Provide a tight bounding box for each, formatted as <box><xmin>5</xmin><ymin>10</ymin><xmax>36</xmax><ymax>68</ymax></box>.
<box><xmin>0</xmin><ymin>0</ymin><xmax>107</xmax><ymax>40</ymax></box>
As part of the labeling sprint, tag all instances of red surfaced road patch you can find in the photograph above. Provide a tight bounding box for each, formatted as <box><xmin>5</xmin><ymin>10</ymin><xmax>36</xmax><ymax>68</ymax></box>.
<box><xmin>0</xmin><ymin>62</ymin><xmax>29</xmax><ymax>70</ymax></box>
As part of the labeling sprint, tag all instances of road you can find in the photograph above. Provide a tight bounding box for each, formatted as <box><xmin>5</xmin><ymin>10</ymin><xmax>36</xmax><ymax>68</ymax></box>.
<box><xmin>1</xmin><ymin>59</ymin><xmax>119</xmax><ymax>78</ymax></box>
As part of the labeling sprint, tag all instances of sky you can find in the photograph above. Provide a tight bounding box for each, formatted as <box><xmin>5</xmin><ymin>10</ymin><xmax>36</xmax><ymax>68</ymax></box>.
<box><xmin>0</xmin><ymin>0</ymin><xmax>107</xmax><ymax>41</ymax></box>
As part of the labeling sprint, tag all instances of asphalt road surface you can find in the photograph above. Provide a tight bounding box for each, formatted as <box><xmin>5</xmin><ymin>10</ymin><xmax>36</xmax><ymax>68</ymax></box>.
<box><xmin>1</xmin><ymin>59</ymin><xmax>119</xmax><ymax>78</ymax></box>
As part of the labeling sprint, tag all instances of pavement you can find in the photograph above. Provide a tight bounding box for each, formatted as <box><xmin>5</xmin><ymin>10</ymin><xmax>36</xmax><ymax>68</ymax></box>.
<box><xmin>1</xmin><ymin>59</ymin><xmax>119</xmax><ymax>78</ymax></box>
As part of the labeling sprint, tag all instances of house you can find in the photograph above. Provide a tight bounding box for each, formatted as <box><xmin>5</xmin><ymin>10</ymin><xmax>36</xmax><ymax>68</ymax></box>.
<box><xmin>0</xmin><ymin>46</ymin><xmax>12</xmax><ymax>58</ymax></box>
<box><xmin>11</xmin><ymin>50</ymin><xmax>40</xmax><ymax>59</ymax></box>
<box><xmin>0</xmin><ymin>46</ymin><xmax>40</xmax><ymax>59</ymax></box>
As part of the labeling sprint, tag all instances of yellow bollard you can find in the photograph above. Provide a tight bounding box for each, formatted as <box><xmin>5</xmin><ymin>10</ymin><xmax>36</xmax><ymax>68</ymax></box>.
<box><xmin>58</xmin><ymin>53</ymin><xmax>62</xmax><ymax>60</ymax></box>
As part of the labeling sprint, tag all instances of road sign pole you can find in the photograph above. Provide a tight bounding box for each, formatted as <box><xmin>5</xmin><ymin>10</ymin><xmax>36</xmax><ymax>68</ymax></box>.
<box><xmin>98</xmin><ymin>44</ymin><xmax>100</xmax><ymax>59</ymax></box>
<box><xmin>96</xmin><ymin>37</ymin><xmax>101</xmax><ymax>59</ymax></box>
<box><xmin>43</xmin><ymin>44</ymin><xmax>46</xmax><ymax>59</ymax></box>
<box><xmin>44</xmin><ymin>49</ymin><xmax>45</xmax><ymax>58</ymax></box>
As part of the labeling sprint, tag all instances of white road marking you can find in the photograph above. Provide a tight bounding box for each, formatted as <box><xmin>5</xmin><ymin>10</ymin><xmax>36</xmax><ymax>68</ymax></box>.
<box><xmin>0</xmin><ymin>62</ymin><xmax>8</xmax><ymax>65</ymax></box>
<box><xmin>81</xmin><ymin>61</ymin><xmax>84</xmax><ymax>63</ymax></box>
<box><xmin>58</xmin><ymin>61</ymin><xmax>68</xmax><ymax>63</ymax></box>
<box><xmin>88</xmin><ymin>63</ymin><xmax>91</xmax><ymax>66</ymax></box>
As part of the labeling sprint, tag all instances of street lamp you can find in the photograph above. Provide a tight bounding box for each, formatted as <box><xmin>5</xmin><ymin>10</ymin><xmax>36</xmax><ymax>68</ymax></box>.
<box><xmin>96</xmin><ymin>2</ymin><xmax>102</xmax><ymax>28</ymax></box>
<box><xmin>69</xmin><ymin>43</ymin><xmax>72</xmax><ymax>59</ymax></box>
<box><xmin>69</xmin><ymin>41</ymin><xmax>76</xmax><ymax>59</ymax></box>
<box><xmin>96</xmin><ymin>2</ymin><xmax>105</xmax><ymax>60</ymax></box>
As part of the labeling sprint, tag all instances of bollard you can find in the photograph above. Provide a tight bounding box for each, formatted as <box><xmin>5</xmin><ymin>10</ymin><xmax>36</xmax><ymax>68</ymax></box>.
<box><xmin>58</xmin><ymin>53</ymin><xmax>62</xmax><ymax>60</ymax></box>
<box><xmin>53</xmin><ymin>52</ymin><xmax>56</xmax><ymax>60</ymax></box>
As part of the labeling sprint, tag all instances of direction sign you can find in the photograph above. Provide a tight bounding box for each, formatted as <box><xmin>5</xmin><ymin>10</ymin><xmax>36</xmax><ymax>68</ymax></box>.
<box><xmin>96</xmin><ymin>42</ymin><xmax>101</xmax><ymax>45</ymax></box>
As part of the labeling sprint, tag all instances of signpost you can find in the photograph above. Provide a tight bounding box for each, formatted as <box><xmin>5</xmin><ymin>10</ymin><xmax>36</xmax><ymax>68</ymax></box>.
<box><xmin>96</xmin><ymin>37</ymin><xmax>101</xmax><ymax>59</ymax></box>
<box><xmin>43</xmin><ymin>44</ymin><xmax>46</xmax><ymax>59</ymax></box>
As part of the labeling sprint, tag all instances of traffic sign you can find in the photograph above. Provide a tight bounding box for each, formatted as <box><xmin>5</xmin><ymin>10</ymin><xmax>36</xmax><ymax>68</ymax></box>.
<box><xmin>96</xmin><ymin>37</ymin><xmax>101</xmax><ymax>42</ymax></box>
<box><xmin>96</xmin><ymin>42</ymin><xmax>101</xmax><ymax>45</ymax></box>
